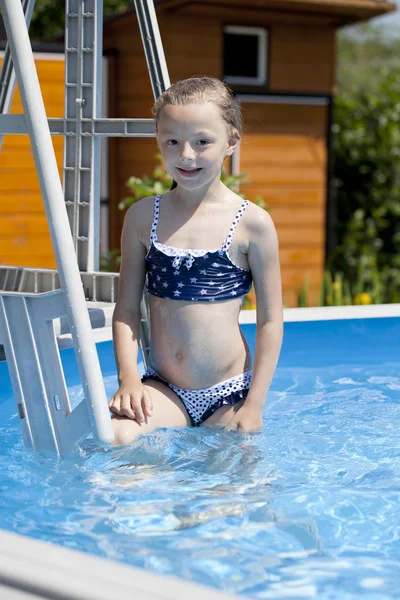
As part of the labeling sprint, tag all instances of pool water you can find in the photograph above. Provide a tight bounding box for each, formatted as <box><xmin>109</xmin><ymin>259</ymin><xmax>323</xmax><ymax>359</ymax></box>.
<box><xmin>1</xmin><ymin>318</ymin><xmax>399</xmax><ymax>599</ymax></box>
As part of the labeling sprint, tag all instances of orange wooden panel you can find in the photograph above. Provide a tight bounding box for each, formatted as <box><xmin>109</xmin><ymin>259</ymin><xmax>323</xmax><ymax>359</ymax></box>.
<box><xmin>179</xmin><ymin>3</ymin><xmax>336</xmax><ymax>30</ymax></box>
<box><xmin>271</xmin><ymin>205</ymin><xmax>325</xmax><ymax>227</ymax></box>
<box><xmin>238</xmin><ymin>101</ymin><xmax>327</xmax><ymax>305</ymax></box>
<box><xmin>243</xmin><ymin>186</ymin><xmax>324</xmax><ymax>207</ymax></box>
<box><xmin>240</xmin><ymin>135</ymin><xmax>327</xmax><ymax>167</ymax></box>
<box><xmin>0</xmin><ymin>149</ymin><xmax>37</xmax><ymax>168</ymax></box>
<box><xmin>0</xmin><ymin>194</ymin><xmax>47</xmax><ymax>214</ymax></box>
<box><xmin>270</xmin><ymin>24</ymin><xmax>335</xmax><ymax>92</ymax></box>
<box><xmin>239</xmin><ymin>165</ymin><xmax>325</xmax><ymax>186</ymax></box>
<box><xmin>0</xmin><ymin>252</ymin><xmax>57</xmax><ymax>269</ymax></box>
<box><xmin>0</xmin><ymin>56</ymin><xmax>64</xmax><ymax>268</ymax></box>
<box><xmin>0</xmin><ymin>217</ymin><xmax>51</xmax><ymax>236</ymax></box>
<box><xmin>279</xmin><ymin>247</ymin><xmax>324</xmax><ymax>267</ymax></box>
<box><xmin>0</xmin><ymin>235</ymin><xmax>53</xmax><ymax>255</ymax></box>
<box><xmin>242</xmin><ymin>103</ymin><xmax>327</xmax><ymax>135</ymax></box>
<box><xmin>282</xmin><ymin>265</ymin><xmax>322</xmax><ymax>287</ymax></box>
<box><xmin>277</xmin><ymin>226</ymin><xmax>324</xmax><ymax>246</ymax></box>
<box><xmin>0</xmin><ymin>170</ymin><xmax>44</xmax><ymax>192</ymax></box>
<box><xmin>0</xmin><ymin>132</ymin><xmax>64</xmax><ymax>152</ymax></box>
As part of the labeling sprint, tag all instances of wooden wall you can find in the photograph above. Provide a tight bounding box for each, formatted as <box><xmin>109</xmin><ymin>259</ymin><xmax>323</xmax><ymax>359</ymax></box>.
<box><xmin>240</xmin><ymin>103</ymin><xmax>327</xmax><ymax>307</ymax></box>
<box><xmin>104</xmin><ymin>7</ymin><xmax>335</xmax><ymax>306</ymax></box>
<box><xmin>0</xmin><ymin>55</ymin><xmax>64</xmax><ymax>268</ymax></box>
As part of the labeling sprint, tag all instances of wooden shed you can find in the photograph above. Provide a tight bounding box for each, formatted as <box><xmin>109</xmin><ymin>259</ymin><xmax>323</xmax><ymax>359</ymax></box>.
<box><xmin>0</xmin><ymin>0</ymin><xmax>395</xmax><ymax>306</ymax></box>
<box><xmin>103</xmin><ymin>0</ymin><xmax>395</xmax><ymax>306</ymax></box>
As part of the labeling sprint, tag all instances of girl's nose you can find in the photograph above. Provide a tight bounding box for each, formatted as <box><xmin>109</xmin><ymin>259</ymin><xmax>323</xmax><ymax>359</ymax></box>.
<box><xmin>180</xmin><ymin>142</ymin><xmax>195</xmax><ymax>162</ymax></box>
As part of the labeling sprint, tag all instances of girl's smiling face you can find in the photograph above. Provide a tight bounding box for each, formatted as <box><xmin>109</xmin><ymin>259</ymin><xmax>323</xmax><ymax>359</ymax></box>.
<box><xmin>156</xmin><ymin>102</ymin><xmax>238</xmax><ymax>191</ymax></box>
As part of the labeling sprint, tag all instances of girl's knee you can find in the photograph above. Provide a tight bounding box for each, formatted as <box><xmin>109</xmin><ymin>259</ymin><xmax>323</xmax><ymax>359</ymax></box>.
<box><xmin>111</xmin><ymin>415</ymin><xmax>141</xmax><ymax>447</ymax></box>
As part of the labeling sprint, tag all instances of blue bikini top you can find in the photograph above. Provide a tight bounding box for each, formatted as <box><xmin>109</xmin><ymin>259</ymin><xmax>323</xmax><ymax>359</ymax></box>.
<box><xmin>145</xmin><ymin>194</ymin><xmax>252</xmax><ymax>302</ymax></box>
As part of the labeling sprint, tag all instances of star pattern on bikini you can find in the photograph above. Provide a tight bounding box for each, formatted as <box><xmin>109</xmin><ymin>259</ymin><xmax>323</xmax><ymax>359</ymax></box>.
<box><xmin>145</xmin><ymin>196</ymin><xmax>252</xmax><ymax>301</ymax></box>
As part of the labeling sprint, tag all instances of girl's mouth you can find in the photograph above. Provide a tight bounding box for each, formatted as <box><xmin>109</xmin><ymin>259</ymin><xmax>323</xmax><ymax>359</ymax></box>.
<box><xmin>177</xmin><ymin>167</ymin><xmax>202</xmax><ymax>178</ymax></box>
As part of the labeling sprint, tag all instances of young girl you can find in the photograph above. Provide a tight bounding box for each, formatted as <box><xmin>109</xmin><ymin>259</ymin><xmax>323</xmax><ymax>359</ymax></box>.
<box><xmin>109</xmin><ymin>77</ymin><xmax>283</xmax><ymax>446</ymax></box>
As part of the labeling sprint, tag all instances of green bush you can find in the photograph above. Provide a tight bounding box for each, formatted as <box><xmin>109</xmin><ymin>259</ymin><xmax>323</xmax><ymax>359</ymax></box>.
<box><xmin>118</xmin><ymin>156</ymin><xmax>267</xmax><ymax>211</ymax></box>
<box><xmin>329</xmin><ymin>69</ymin><xmax>400</xmax><ymax>303</ymax></box>
<box><xmin>296</xmin><ymin>264</ymin><xmax>398</xmax><ymax>308</ymax></box>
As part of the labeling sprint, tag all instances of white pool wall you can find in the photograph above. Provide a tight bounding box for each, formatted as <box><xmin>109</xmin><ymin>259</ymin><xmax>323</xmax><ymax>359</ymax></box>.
<box><xmin>55</xmin><ymin>303</ymin><xmax>400</xmax><ymax>349</ymax></box>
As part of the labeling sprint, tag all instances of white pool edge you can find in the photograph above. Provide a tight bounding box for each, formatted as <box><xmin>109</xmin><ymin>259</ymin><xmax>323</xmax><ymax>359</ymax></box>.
<box><xmin>0</xmin><ymin>529</ymin><xmax>239</xmax><ymax>600</ymax></box>
<box><xmin>240</xmin><ymin>303</ymin><xmax>400</xmax><ymax>324</ymax></box>
<box><xmin>50</xmin><ymin>301</ymin><xmax>400</xmax><ymax>371</ymax></box>
<box><xmin>54</xmin><ymin>303</ymin><xmax>400</xmax><ymax>349</ymax></box>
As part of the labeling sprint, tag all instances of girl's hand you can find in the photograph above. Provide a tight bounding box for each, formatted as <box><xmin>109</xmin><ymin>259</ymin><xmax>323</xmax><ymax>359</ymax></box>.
<box><xmin>108</xmin><ymin>381</ymin><xmax>153</xmax><ymax>424</ymax></box>
<box><xmin>225</xmin><ymin>405</ymin><xmax>263</xmax><ymax>432</ymax></box>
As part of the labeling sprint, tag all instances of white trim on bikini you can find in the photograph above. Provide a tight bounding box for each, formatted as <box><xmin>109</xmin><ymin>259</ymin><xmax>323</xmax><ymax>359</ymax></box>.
<box><xmin>147</xmin><ymin>194</ymin><xmax>251</xmax><ymax>271</ymax></box>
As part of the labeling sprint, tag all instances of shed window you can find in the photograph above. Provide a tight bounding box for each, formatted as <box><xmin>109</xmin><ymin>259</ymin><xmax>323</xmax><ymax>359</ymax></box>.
<box><xmin>223</xmin><ymin>26</ymin><xmax>267</xmax><ymax>86</ymax></box>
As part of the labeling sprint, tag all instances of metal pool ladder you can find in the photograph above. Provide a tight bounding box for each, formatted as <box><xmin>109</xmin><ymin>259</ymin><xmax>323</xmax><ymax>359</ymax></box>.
<box><xmin>0</xmin><ymin>0</ymin><xmax>169</xmax><ymax>455</ymax></box>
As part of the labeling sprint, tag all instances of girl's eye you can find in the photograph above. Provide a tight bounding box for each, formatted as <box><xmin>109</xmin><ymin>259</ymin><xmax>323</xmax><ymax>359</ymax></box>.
<box><xmin>166</xmin><ymin>140</ymin><xmax>178</xmax><ymax>146</ymax></box>
<box><xmin>198</xmin><ymin>140</ymin><xmax>210</xmax><ymax>146</ymax></box>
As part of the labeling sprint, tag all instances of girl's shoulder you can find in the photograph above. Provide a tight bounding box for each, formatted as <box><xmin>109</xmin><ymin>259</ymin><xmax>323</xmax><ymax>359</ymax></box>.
<box><xmin>124</xmin><ymin>195</ymin><xmax>157</xmax><ymax>228</ymax></box>
<box><xmin>239</xmin><ymin>196</ymin><xmax>276</xmax><ymax>235</ymax></box>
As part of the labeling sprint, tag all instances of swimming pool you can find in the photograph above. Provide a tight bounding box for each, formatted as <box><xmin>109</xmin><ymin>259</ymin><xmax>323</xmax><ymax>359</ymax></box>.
<box><xmin>1</xmin><ymin>310</ymin><xmax>399</xmax><ymax>599</ymax></box>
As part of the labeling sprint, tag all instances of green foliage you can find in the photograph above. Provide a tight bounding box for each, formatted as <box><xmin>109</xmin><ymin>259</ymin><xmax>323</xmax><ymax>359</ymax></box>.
<box><xmin>296</xmin><ymin>269</ymin><xmax>360</xmax><ymax>308</ymax></box>
<box><xmin>337</xmin><ymin>24</ymin><xmax>400</xmax><ymax>97</ymax></box>
<box><xmin>119</xmin><ymin>155</ymin><xmax>268</xmax><ymax>210</ymax></box>
<box><xmin>100</xmin><ymin>249</ymin><xmax>121</xmax><ymax>272</ymax></box>
<box><xmin>28</xmin><ymin>0</ymin><xmax>132</xmax><ymax>40</ymax></box>
<box><xmin>118</xmin><ymin>158</ymin><xmax>172</xmax><ymax>210</ymax></box>
<box><xmin>296</xmin><ymin>275</ymin><xmax>309</xmax><ymax>308</ymax></box>
<box><xmin>327</xmin><ymin>28</ymin><xmax>400</xmax><ymax>305</ymax></box>
<box><xmin>296</xmin><ymin>263</ymin><xmax>400</xmax><ymax>308</ymax></box>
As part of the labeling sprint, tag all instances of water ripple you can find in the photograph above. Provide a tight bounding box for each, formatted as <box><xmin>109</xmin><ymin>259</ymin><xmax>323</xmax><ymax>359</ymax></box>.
<box><xmin>0</xmin><ymin>362</ymin><xmax>399</xmax><ymax>599</ymax></box>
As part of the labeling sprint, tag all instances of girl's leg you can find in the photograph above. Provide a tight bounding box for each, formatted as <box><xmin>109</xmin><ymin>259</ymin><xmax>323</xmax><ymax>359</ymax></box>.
<box><xmin>111</xmin><ymin>379</ymin><xmax>192</xmax><ymax>447</ymax></box>
<box><xmin>200</xmin><ymin>398</ymin><xmax>246</xmax><ymax>428</ymax></box>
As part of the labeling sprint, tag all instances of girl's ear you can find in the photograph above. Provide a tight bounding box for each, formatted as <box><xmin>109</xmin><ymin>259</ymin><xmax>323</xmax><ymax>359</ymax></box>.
<box><xmin>226</xmin><ymin>131</ymin><xmax>240</xmax><ymax>156</ymax></box>
<box><xmin>226</xmin><ymin>129</ymin><xmax>240</xmax><ymax>156</ymax></box>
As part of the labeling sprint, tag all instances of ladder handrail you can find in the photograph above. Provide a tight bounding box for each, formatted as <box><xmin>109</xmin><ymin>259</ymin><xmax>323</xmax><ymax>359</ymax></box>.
<box><xmin>0</xmin><ymin>0</ymin><xmax>172</xmax><ymax>453</ymax></box>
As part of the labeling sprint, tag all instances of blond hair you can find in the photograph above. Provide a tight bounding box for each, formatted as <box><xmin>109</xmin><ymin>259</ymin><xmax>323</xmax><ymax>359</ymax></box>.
<box><xmin>152</xmin><ymin>77</ymin><xmax>243</xmax><ymax>139</ymax></box>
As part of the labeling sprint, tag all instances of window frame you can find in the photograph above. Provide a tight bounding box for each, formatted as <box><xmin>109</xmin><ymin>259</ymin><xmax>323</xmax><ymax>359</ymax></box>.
<box><xmin>223</xmin><ymin>25</ymin><xmax>268</xmax><ymax>86</ymax></box>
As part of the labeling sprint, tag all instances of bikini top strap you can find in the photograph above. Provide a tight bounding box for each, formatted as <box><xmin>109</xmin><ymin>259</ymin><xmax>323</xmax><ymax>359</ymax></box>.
<box><xmin>220</xmin><ymin>200</ymin><xmax>249</xmax><ymax>251</ymax></box>
<box><xmin>149</xmin><ymin>194</ymin><xmax>162</xmax><ymax>244</ymax></box>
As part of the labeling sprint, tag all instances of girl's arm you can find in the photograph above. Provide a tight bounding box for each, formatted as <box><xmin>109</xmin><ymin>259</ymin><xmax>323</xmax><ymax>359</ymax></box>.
<box><xmin>112</xmin><ymin>202</ymin><xmax>147</xmax><ymax>387</ymax></box>
<box><xmin>230</xmin><ymin>208</ymin><xmax>283</xmax><ymax>430</ymax></box>
<box><xmin>110</xmin><ymin>201</ymin><xmax>154</xmax><ymax>423</ymax></box>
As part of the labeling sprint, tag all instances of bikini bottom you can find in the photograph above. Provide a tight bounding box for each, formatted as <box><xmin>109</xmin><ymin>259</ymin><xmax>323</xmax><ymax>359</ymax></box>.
<box><xmin>141</xmin><ymin>367</ymin><xmax>253</xmax><ymax>426</ymax></box>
